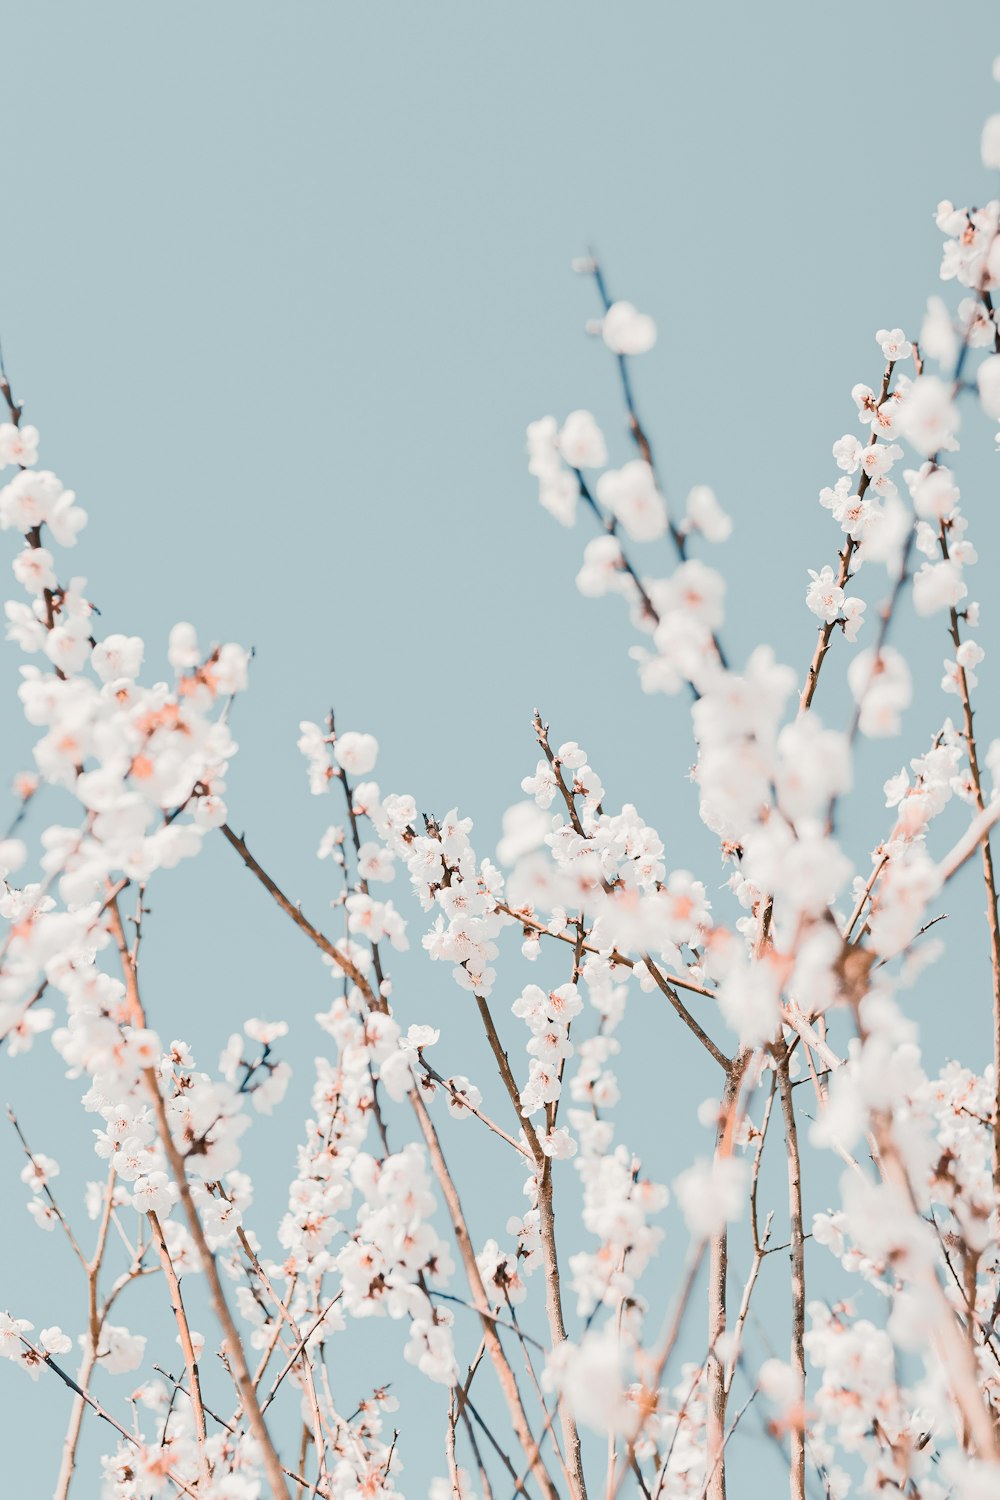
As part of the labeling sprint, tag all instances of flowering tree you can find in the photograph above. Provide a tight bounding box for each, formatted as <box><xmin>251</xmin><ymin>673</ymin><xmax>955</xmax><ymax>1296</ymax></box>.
<box><xmin>10</xmin><ymin>60</ymin><xmax>1000</xmax><ymax>1500</ymax></box>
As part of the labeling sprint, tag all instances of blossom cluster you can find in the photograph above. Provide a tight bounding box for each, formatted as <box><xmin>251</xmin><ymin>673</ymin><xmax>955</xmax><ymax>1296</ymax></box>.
<box><xmin>10</xmin><ymin>50</ymin><xmax>1000</xmax><ymax>1500</ymax></box>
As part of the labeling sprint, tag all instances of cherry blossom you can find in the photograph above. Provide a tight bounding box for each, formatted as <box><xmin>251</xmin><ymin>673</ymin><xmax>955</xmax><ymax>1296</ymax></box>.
<box><xmin>600</xmin><ymin>300</ymin><xmax>656</xmax><ymax>355</ymax></box>
<box><xmin>683</xmin><ymin>484</ymin><xmax>732</xmax><ymax>542</ymax></box>
<box><xmin>333</xmin><ymin>730</ymin><xmax>378</xmax><ymax>777</ymax></box>
<box><xmin>557</xmin><ymin>408</ymin><xmax>608</xmax><ymax>469</ymax></box>
<box><xmin>596</xmin><ymin>458</ymin><xmax>667</xmax><ymax>541</ymax></box>
<box><xmin>876</xmin><ymin>326</ymin><xmax>913</xmax><ymax>362</ymax></box>
<box><xmin>982</xmin><ymin>113</ymin><xmax>1000</xmax><ymax>169</ymax></box>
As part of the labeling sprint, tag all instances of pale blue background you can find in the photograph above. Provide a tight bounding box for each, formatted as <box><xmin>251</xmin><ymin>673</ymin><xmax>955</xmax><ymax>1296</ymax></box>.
<box><xmin>1</xmin><ymin>5</ymin><xmax>999</xmax><ymax>1496</ymax></box>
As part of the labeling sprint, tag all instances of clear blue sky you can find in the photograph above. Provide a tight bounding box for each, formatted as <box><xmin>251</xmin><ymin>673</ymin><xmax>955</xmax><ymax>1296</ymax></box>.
<box><xmin>1</xmin><ymin>6</ymin><xmax>999</xmax><ymax>1496</ymax></box>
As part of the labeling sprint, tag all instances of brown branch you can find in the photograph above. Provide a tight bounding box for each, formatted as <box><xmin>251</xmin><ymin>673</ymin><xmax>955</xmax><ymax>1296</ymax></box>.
<box><xmin>215</xmin><ymin>820</ymin><xmax>559</xmax><ymax>1492</ymax></box>
<box><xmin>706</xmin><ymin>1051</ymin><xmax>751</xmax><ymax>1500</ymax></box>
<box><xmin>219</xmin><ymin>823</ymin><xmax>381</xmax><ymax>1010</ymax></box>
<box><xmin>584</xmin><ymin>256</ymin><xmax>728</xmax><ymax>671</ymax></box>
<box><xmin>153</xmin><ymin>1366</ymin><xmax>318</xmax><ymax>1492</ymax></box>
<box><xmin>418</xmin><ymin>1059</ymin><xmax>533</xmax><ymax>1158</ymax></box>
<box><xmin>7</xmin><ymin>1107</ymin><xmax>88</xmax><ymax>1270</ymax></box>
<box><xmin>53</xmin><ymin>1165</ymin><xmax>123</xmax><ymax>1499</ymax></box>
<box><xmin>774</xmin><ymin>1042</ymin><xmax>806</xmax><ymax>1500</ymax></box>
<box><xmin>53</xmin><ymin>1342</ymin><xmax>100</xmax><ymax>1499</ymax></box>
<box><xmin>536</xmin><ymin>1133</ymin><xmax>586</xmax><ymax>1500</ymax></box>
<box><xmin>23</xmin><ymin>1339</ymin><xmax>200</xmax><ymax>1499</ymax></box>
<box><xmin>725</xmin><ymin>1076</ymin><xmax>777</xmax><ymax>1395</ymax></box>
<box><xmin>643</xmin><ymin>954</ymin><xmax>731</xmax><ymax>1072</ymax></box>
<box><xmin>105</xmin><ymin>893</ymin><xmax>292</xmax><ymax>1500</ymax></box>
<box><xmin>529</xmin><ymin>715</ymin><xmax>730</xmax><ymax>1071</ymax></box>
<box><xmin>799</xmin><ymin>360</ymin><xmax>896</xmax><ymax>715</ymax></box>
<box><xmin>259</xmin><ymin>1297</ymin><xmax>342</xmax><ymax>1416</ymax></box>
<box><xmin>494</xmin><ymin>900</ymin><xmax>717</xmax><ymax>1000</ymax></box>
<box><xmin>465</xmin><ymin>983</ymin><xmax>588</xmax><ymax>1498</ymax></box>
<box><xmin>532</xmin><ymin>711</ymin><xmax>587</xmax><ymax>837</ymax></box>
<box><xmin>220</xmin><ymin>1198</ymin><xmax>332</xmax><ymax>1474</ymax></box>
<box><xmin>147</xmin><ymin>1208</ymin><xmax>210</xmax><ymax>1481</ymax></box>
<box><xmin>841</xmin><ymin>852</ymin><xmax>888</xmax><ymax>941</ymax></box>
<box><xmin>409</xmin><ymin>1083</ymin><xmax>560</xmax><ymax>1499</ymax></box>
<box><xmin>938</xmin><ymin>518</ymin><xmax>1000</xmax><ymax>1199</ymax></box>
<box><xmin>506</xmin><ymin>1301</ymin><xmax>574</xmax><ymax>1493</ymax></box>
<box><xmin>612</xmin><ymin>1240</ymin><xmax>708</xmax><ymax>1498</ymax></box>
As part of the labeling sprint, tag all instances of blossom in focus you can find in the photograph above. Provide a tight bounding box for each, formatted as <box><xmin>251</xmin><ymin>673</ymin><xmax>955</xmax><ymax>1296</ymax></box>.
<box><xmin>875</xmin><ymin>327</ymin><xmax>912</xmax><ymax>362</ymax></box>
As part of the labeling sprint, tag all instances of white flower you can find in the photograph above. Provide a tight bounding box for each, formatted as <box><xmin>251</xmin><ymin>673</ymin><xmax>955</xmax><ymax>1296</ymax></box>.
<box><xmin>0</xmin><ymin>1313</ymin><xmax>32</xmax><ymax>1361</ymax></box>
<box><xmin>848</xmin><ymin>646</ymin><xmax>912</xmax><ymax>737</ymax></box>
<box><xmin>601</xmin><ymin>300</ymin><xmax>656</xmax><ymax>355</ymax></box>
<box><xmin>0</xmin><ymin>423</ymin><xmax>39</xmax><ymax>469</ymax></box>
<box><xmin>775</xmin><ymin>716</ymin><xmax>851</xmax><ymax>821</ymax></box>
<box><xmin>542</xmin><ymin>1127</ymin><xmax>577</xmax><ymax>1159</ymax></box>
<box><xmin>978</xmin><ymin>353</ymin><xmax>1000</xmax><ymax>419</ymax></box>
<box><xmin>596</xmin><ymin>460</ymin><xmax>667</xmax><ymax>542</ymax></box>
<box><xmin>26</xmin><ymin>1200</ymin><xmax>57</xmax><ymax>1232</ymax></box>
<box><xmin>251</xmin><ymin>1060</ymin><xmax>291</xmax><ymax>1115</ymax></box>
<box><xmin>921</xmin><ymin>296</ymin><xmax>958</xmax><ymax>368</ymax></box>
<box><xmin>912</xmin><ymin>559</ymin><xmax>967</xmax><ymax>617</ymax></box>
<box><xmin>333</xmin><ymin>730</ymin><xmax>378</xmax><ymax>776</ymax></box>
<box><xmin>44</xmin><ymin>623</ymin><xmax>90</xmax><ymax>675</ymax></box>
<box><xmin>557</xmin><ymin>410</ymin><xmax>607</xmax><ymax>469</ymax></box>
<box><xmin>545</xmin><ymin>1325</ymin><xmax>638</xmax><ymax>1436</ymax></box>
<box><xmin>20</xmin><ymin>1153</ymin><xmax>59</xmax><ymax>1193</ymax></box>
<box><xmin>538</xmin><ymin>469</ymin><xmax>579</xmax><ymax>527</ymax></box>
<box><xmin>685</xmin><ymin>484</ymin><xmax>732</xmax><ymax>542</ymax></box>
<box><xmin>91</xmin><ymin>634</ymin><xmax>144</xmax><ymax>683</ymax></box>
<box><xmin>358</xmin><ymin>840</ymin><xmax>395</xmax><ymax>882</ymax></box>
<box><xmin>445</xmin><ymin>1075</ymin><xmax>483</xmax><ymax>1120</ymax></box>
<box><xmin>403</xmin><ymin>1315</ymin><xmax>458</xmax><ymax>1386</ymax></box>
<box><xmin>842</xmin><ymin>596</ymin><xmax>866</xmax><ymax>642</ymax></box>
<box><xmin>875</xmin><ymin>327</ymin><xmax>912</xmax><ymax>362</ymax></box>
<box><xmin>957</xmin><ymin>639</ymin><xmax>985</xmax><ymax>672</ymax></box>
<box><xmin>896</xmin><ymin>375</ymin><xmax>959</xmax><ymax>457</ymax></box>
<box><xmin>658</xmin><ymin>558</ymin><xmax>725</xmax><ymax>631</ymax></box>
<box><xmin>982</xmin><ymin>114</ymin><xmax>1000</xmax><ymax>169</ymax></box>
<box><xmin>167</xmin><ymin>620</ymin><xmax>200</xmax><ymax>670</ymax></box>
<box><xmin>527</xmin><ymin>415</ymin><xmax>559</xmax><ymax>477</ymax></box>
<box><xmin>298</xmin><ymin>719</ymin><xmax>333</xmax><ymax>794</ymax></box>
<box><xmin>832</xmin><ymin>434</ymin><xmax>863</xmax><ymax>473</ymax></box>
<box><xmin>11</xmin><ymin>546</ymin><xmax>56</xmax><ymax>596</ymax></box>
<box><xmin>0</xmin><ymin>470</ymin><xmax>62</xmax><ymax>532</ymax></box>
<box><xmin>716</xmin><ymin>954</ymin><xmax>783</xmax><ymax>1047</ymax></box>
<box><xmin>496</xmin><ymin>800</ymin><xmax>549</xmax><ymax>865</ymax></box>
<box><xmin>805</xmin><ymin>565</ymin><xmax>844</xmax><ymax>624</ymax></box>
<box><xmin>675</xmin><ymin>1156</ymin><xmax>747</xmax><ymax>1237</ymax></box>
<box><xmin>430</xmin><ymin>1472</ymin><xmax>478</xmax><ymax>1500</ymax></box>
<box><xmin>905</xmin><ymin>462</ymin><xmax>959</xmax><ymax>521</ymax></box>
<box><xmin>47</xmin><ymin>488</ymin><xmax>87</xmax><ymax>546</ymax></box>
<box><xmin>39</xmin><ymin>1326</ymin><xmax>72</xmax><ymax>1355</ymax></box>
<box><xmin>131</xmin><ymin>1171</ymin><xmax>175</xmax><ymax>1217</ymax></box>
<box><xmin>576</xmin><ymin>534</ymin><xmax>625</xmax><ymax>598</ymax></box>
<box><xmin>97</xmin><ymin>1324</ymin><xmax>146</xmax><ymax>1375</ymax></box>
